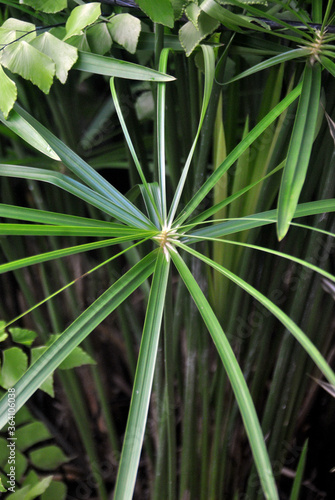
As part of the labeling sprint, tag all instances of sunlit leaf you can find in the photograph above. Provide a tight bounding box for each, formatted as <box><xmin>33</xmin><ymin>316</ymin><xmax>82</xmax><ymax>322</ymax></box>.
<box><xmin>1</xmin><ymin>41</ymin><xmax>55</xmax><ymax>93</ymax></box>
<box><xmin>29</xmin><ymin>446</ymin><xmax>69</xmax><ymax>470</ymax></box>
<box><xmin>0</xmin><ymin>109</ymin><xmax>61</xmax><ymax>160</ymax></box>
<box><xmin>0</xmin><ymin>18</ymin><xmax>36</xmax><ymax>43</ymax></box>
<box><xmin>30</xmin><ymin>32</ymin><xmax>78</xmax><ymax>84</ymax></box>
<box><xmin>0</xmin><ymin>347</ymin><xmax>28</xmax><ymax>388</ymax></box>
<box><xmin>64</xmin><ymin>2</ymin><xmax>101</xmax><ymax>40</ymax></box>
<box><xmin>107</xmin><ymin>13</ymin><xmax>141</xmax><ymax>54</ymax></box>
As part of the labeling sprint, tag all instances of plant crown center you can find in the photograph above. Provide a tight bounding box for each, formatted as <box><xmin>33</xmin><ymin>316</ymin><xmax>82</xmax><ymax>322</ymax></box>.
<box><xmin>153</xmin><ymin>225</ymin><xmax>179</xmax><ymax>259</ymax></box>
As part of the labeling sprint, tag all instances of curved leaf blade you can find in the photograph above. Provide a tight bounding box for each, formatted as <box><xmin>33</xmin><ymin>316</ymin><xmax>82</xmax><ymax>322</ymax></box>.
<box><xmin>0</xmin><ymin>250</ymin><xmax>158</xmax><ymax>429</ymax></box>
<box><xmin>170</xmin><ymin>249</ymin><xmax>279</xmax><ymax>500</ymax></box>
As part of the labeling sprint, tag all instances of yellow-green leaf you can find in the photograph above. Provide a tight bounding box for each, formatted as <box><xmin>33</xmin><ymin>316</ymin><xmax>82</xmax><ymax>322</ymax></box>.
<box><xmin>137</xmin><ymin>0</ymin><xmax>174</xmax><ymax>27</ymax></box>
<box><xmin>0</xmin><ymin>65</ymin><xmax>17</xmax><ymax>118</ymax></box>
<box><xmin>0</xmin><ymin>347</ymin><xmax>28</xmax><ymax>388</ymax></box>
<box><xmin>107</xmin><ymin>14</ymin><xmax>141</xmax><ymax>54</ymax></box>
<box><xmin>30</xmin><ymin>32</ymin><xmax>78</xmax><ymax>84</ymax></box>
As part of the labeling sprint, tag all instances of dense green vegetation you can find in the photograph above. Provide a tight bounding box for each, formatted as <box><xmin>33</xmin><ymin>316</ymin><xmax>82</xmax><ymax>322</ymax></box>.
<box><xmin>0</xmin><ymin>1</ymin><xmax>335</xmax><ymax>498</ymax></box>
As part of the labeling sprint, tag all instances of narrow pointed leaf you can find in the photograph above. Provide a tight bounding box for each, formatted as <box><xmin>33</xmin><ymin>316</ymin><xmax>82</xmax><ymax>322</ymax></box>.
<box><xmin>110</xmin><ymin>77</ymin><xmax>161</xmax><ymax>224</ymax></box>
<box><xmin>225</xmin><ymin>48</ymin><xmax>310</xmax><ymax>85</ymax></box>
<box><xmin>174</xmin><ymin>82</ymin><xmax>302</xmax><ymax>227</ymax></box>
<box><xmin>114</xmin><ymin>250</ymin><xmax>170</xmax><ymax>499</ymax></box>
<box><xmin>157</xmin><ymin>48</ymin><xmax>170</xmax><ymax>221</ymax></box>
<box><xmin>0</xmin><ymin>164</ymin><xmax>152</xmax><ymax>227</ymax></box>
<box><xmin>73</xmin><ymin>51</ymin><xmax>176</xmax><ymax>81</ymax></box>
<box><xmin>170</xmin><ymin>249</ymin><xmax>279</xmax><ymax>500</ymax></box>
<box><xmin>0</xmin><ymin>250</ymin><xmax>158</xmax><ymax>428</ymax></box>
<box><xmin>277</xmin><ymin>63</ymin><xmax>322</xmax><ymax>240</ymax></box>
<box><xmin>1</xmin><ymin>41</ymin><xmax>55</xmax><ymax>93</ymax></box>
<box><xmin>0</xmin><ymin>65</ymin><xmax>17</xmax><ymax>118</ymax></box>
<box><xmin>185</xmin><ymin>199</ymin><xmax>335</xmax><ymax>240</ymax></box>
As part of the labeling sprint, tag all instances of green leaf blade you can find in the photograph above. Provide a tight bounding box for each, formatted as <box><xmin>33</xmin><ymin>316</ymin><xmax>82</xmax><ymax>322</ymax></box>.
<box><xmin>0</xmin><ymin>65</ymin><xmax>17</xmax><ymax>118</ymax></box>
<box><xmin>0</xmin><ymin>251</ymin><xmax>158</xmax><ymax>428</ymax></box>
<box><xmin>170</xmin><ymin>249</ymin><xmax>279</xmax><ymax>500</ymax></box>
<box><xmin>30</xmin><ymin>32</ymin><xmax>78</xmax><ymax>84</ymax></box>
<box><xmin>277</xmin><ymin>63</ymin><xmax>322</xmax><ymax>240</ymax></box>
<box><xmin>64</xmin><ymin>2</ymin><xmax>101</xmax><ymax>40</ymax></box>
<box><xmin>0</xmin><ymin>109</ymin><xmax>60</xmax><ymax>160</ymax></box>
<box><xmin>107</xmin><ymin>13</ymin><xmax>141</xmax><ymax>54</ymax></box>
<box><xmin>114</xmin><ymin>250</ymin><xmax>170</xmax><ymax>499</ymax></box>
<box><xmin>20</xmin><ymin>0</ymin><xmax>67</xmax><ymax>13</ymax></box>
<box><xmin>1</xmin><ymin>41</ymin><xmax>55</xmax><ymax>93</ymax></box>
<box><xmin>137</xmin><ymin>0</ymin><xmax>174</xmax><ymax>27</ymax></box>
<box><xmin>74</xmin><ymin>50</ymin><xmax>176</xmax><ymax>82</ymax></box>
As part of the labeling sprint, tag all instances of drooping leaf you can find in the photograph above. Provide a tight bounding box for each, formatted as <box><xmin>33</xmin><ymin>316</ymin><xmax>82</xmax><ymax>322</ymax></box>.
<box><xmin>137</xmin><ymin>0</ymin><xmax>174</xmax><ymax>27</ymax></box>
<box><xmin>0</xmin><ymin>347</ymin><xmax>28</xmax><ymax>388</ymax></box>
<box><xmin>0</xmin><ymin>65</ymin><xmax>17</xmax><ymax>118</ymax></box>
<box><xmin>107</xmin><ymin>14</ymin><xmax>141</xmax><ymax>54</ymax></box>
<box><xmin>29</xmin><ymin>446</ymin><xmax>69</xmax><ymax>470</ymax></box>
<box><xmin>0</xmin><ymin>109</ymin><xmax>61</xmax><ymax>160</ymax></box>
<box><xmin>0</xmin><ymin>251</ymin><xmax>158</xmax><ymax>427</ymax></box>
<box><xmin>29</xmin><ymin>32</ymin><xmax>78</xmax><ymax>84</ymax></box>
<box><xmin>20</xmin><ymin>0</ymin><xmax>67</xmax><ymax>13</ymax></box>
<box><xmin>1</xmin><ymin>41</ymin><xmax>55</xmax><ymax>93</ymax></box>
<box><xmin>64</xmin><ymin>2</ymin><xmax>101</xmax><ymax>40</ymax></box>
<box><xmin>170</xmin><ymin>249</ymin><xmax>279</xmax><ymax>500</ymax></box>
